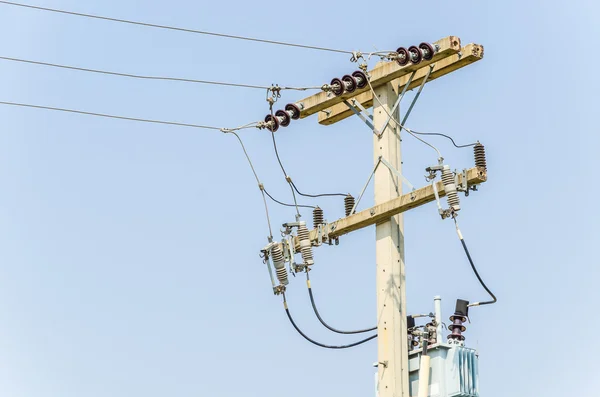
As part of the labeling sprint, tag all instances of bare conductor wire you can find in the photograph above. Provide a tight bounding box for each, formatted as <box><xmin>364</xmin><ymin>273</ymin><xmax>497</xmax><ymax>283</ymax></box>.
<box><xmin>0</xmin><ymin>100</ymin><xmax>236</xmax><ymax>130</ymax></box>
<box><xmin>226</xmin><ymin>131</ymin><xmax>274</xmax><ymax>238</ymax></box>
<box><xmin>0</xmin><ymin>1</ymin><xmax>353</xmax><ymax>54</ymax></box>
<box><xmin>0</xmin><ymin>55</ymin><xmax>321</xmax><ymax>92</ymax></box>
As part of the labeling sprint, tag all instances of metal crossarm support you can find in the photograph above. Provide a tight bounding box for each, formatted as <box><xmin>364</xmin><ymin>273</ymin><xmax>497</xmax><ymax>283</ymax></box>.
<box><xmin>343</xmin><ymin>99</ymin><xmax>380</xmax><ymax>135</ymax></box>
<box><xmin>380</xmin><ymin>70</ymin><xmax>416</xmax><ymax>136</ymax></box>
<box><xmin>400</xmin><ymin>64</ymin><xmax>434</xmax><ymax>127</ymax></box>
<box><xmin>350</xmin><ymin>157</ymin><xmax>383</xmax><ymax>215</ymax></box>
<box><xmin>380</xmin><ymin>157</ymin><xmax>415</xmax><ymax>192</ymax></box>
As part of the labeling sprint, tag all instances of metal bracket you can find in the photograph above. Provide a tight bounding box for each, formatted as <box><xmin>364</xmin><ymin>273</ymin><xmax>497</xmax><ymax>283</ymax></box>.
<box><xmin>316</xmin><ymin>224</ymin><xmax>323</xmax><ymax>245</ymax></box>
<box><xmin>343</xmin><ymin>99</ymin><xmax>380</xmax><ymax>136</ymax></box>
<box><xmin>282</xmin><ymin>220</ymin><xmax>304</xmax><ymax>233</ymax></box>
<box><xmin>455</xmin><ymin>168</ymin><xmax>479</xmax><ymax>197</ymax></box>
<box><xmin>456</xmin><ymin>169</ymin><xmax>468</xmax><ymax>193</ymax></box>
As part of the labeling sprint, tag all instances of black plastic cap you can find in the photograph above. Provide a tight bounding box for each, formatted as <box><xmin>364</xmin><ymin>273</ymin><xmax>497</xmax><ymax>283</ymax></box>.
<box><xmin>407</xmin><ymin>315</ymin><xmax>416</xmax><ymax>329</ymax></box>
<box><xmin>455</xmin><ymin>299</ymin><xmax>470</xmax><ymax>317</ymax></box>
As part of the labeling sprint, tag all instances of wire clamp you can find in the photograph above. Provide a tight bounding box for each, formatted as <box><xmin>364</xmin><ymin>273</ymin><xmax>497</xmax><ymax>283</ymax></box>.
<box><xmin>350</xmin><ymin>51</ymin><xmax>363</xmax><ymax>63</ymax></box>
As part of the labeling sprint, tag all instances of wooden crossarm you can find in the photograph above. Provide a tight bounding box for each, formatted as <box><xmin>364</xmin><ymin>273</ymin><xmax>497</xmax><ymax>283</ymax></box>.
<box><xmin>293</xmin><ymin>36</ymin><xmax>462</xmax><ymax>119</ymax></box>
<box><xmin>294</xmin><ymin>167</ymin><xmax>487</xmax><ymax>249</ymax></box>
<box><xmin>318</xmin><ymin>43</ymin><xmax>484</xmax><ymax>125</ymax></box>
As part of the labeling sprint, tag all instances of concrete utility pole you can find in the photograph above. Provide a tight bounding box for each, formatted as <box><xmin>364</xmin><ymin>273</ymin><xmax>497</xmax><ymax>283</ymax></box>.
<box><xmin>372</xmin><ymin>81</ymin><xmax>408</xmax><ymax>397</ymax></box>
<box><xmin>284</xmin><ymin>36</ymin><xmax>486</xmax><ymax>397</ymax></box>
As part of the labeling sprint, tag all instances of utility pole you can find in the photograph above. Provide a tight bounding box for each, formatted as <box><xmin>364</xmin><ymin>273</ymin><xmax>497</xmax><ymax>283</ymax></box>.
<box><xmin>276</xmin><ymin>37</ymin><xmax>487</xmax><ymax>397</ymax></box>
<box><xmin>372</xmin><ymin>81</ymin><xmax>408</xmax><ymax>397</ymax></box>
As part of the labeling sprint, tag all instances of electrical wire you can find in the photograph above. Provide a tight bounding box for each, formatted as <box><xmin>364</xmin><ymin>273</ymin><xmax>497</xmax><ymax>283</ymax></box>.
<box><xmin>305</xmin><ymin>271</ymin><xmax>376</xmax><ymax>334</ymax></box>
<box><xmin>269</xmin><ymin>128</ymin><xmax>347</xmax><ymax>200</ymax></box>
<box><xmin>263</xmin><ymin>189</ymin><xmax>316</xmax><ymax>209</ymax></box>
<box><xmin>268</xmin><ymin>108</ymin><xmax>301</xmax><ymax>217</ymax></box>
<box><xmin>0</xmin><ymin>55</ymin><xmax>321</xmax><ymax>92</ymax></box>
<box><xmin>0</xmin><ymin>100</ymin><xmax>253</xmax><ymax>131</ymax></box>
<box><xmin>282</xmin><ymin>292</ymin><xmax>377</xmax><ymax>349</ymax></box>
<box><xmin>408</xmin><ymin>131</ymin><xmax>478</xmax><ymax>149</ymax></box>
<box><xmin>454</xmin><ymin>218</ymin><xmax>497</xmax><ymax>307</ymax></box>
<box><xmin>290</xmin><ymin>181</ymin><xmax>347</xmax><ymax>198</ymax></box>
<box><xmin>0</xmin><ymin>1</ymin><xmax>353</xmax><ymax>55</ymax></box>
<box><xmin>223</xmin><ymin>131</ymin><xmax>274</xmax><ymax>238</ymax></box>
<box><xmin>365</xmin><ymin>77</ymin><xmax>443</xmax><ymax>159</ymax></box>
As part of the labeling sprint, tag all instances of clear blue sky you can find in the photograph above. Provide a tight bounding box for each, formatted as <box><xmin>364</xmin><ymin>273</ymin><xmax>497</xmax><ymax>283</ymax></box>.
<box><xmin>0</xmin><ymin>1</ymin><xmax>597</xmax><ymax>396</ymax></box>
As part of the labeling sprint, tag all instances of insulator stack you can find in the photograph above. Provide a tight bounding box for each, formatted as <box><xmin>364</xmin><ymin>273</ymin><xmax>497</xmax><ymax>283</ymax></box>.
<box><xmin>408</xmin><ymin>45</ymin><xmax>423</xmax><ymax>64</ymax></box>
<box><xmin>313</xmin><ymin>206</ymin><xmax>324</xmax><ymax>228</ymax></box>
<box><xmin>396</xmin><ymin>42</ymin><xmax>437</xmax><ymax>66</ymax></box>
<box><xmin>352</xmin><ymin>71</ymin><xmax>368</xmax><ymax>88</ymax></box>
<box><xmin>330</xmin><ymin>77</ymin><xmax>345</xmax><ymax>96</ymax></box>
<box><xmin>474</xmin><ymin>143</ymin><xmax>487</xmax><ymax>171</ymax></box>
<box><xmin>341</xmin><ymin>75</ymin><xmax>357</xmax><ymax>93</ymax></box>
<box><xmin>418</xmin><ymin>42</ymin><xmax>436</xmax><ymax>60</ymax></box>
<box><xmin>271</xmin><ymin>244</ymin><xmax>289</xmax><ymax>285</ymax></box>
<box><xmin>297</xmin><ymin>223</ymin><xmax>314</xmax><ymax>266</ymax></box>
<box><xmin>447</xmin><ymin>315</ymin><xmax>467</xmax><ymax>342</ymax></box>
<box><xmin>326</xmin><ymin>71</ymin><xmax>368</xmax><ymax>97</ymax></box>
<box><xmin>263</xmin><ymin>114</ymin><xmax>280</xmax><ymax>132</ymax></box>
<box><xmin>441</xmin><ymin>166</ymin><xmax>460</xmax><ymax>212</ymax></box>
<box><xmin>447</xmin><ymin>299</ymin><xmax>469</xmax><ymax>343</ymax></box>
<box><xmin>263</xmin><ymin>104</ymin><xmax>302</xmax><ymax>132</ymax></box>
<box><xmin>344</xmin><ymin>194</ymin><xmax>355</xmax><ymax>217</ymax></box>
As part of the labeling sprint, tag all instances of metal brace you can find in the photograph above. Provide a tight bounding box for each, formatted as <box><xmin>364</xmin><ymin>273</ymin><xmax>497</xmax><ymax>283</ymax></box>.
<box><xmin>380</xmin><ymin>70</ymin><xmax>417</xmax><ymax>136</ymax></box>
<box><xmin>350</xmin><ymin>158</ymin><xmax>382</xmax><ymax>215</ymax></box>
<box><xmin>343</xmin><ymin>99</ymin><xmax>380</xmax><ymax>136</ymax></box>
<box><xmin>380</xmin><ymin>157</ymin><xmax>416</xmax><ymax>200</ymax></box>
<box><xmin>380</xmin><ymin>64</ymin><xmax>435</xmax><ymax>138</ymax></box>
<box><xmin>399</xmin><ymin>65</ymin><xmax>434</xmax><ymax>129</ymax></box>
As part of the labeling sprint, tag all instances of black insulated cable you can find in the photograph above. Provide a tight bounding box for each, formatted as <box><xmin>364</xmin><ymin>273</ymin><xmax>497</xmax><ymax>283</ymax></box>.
<box><xmin>305</xmin><ymin>271</ymin><xmax>376</xmax><ymax>334</ymax></box>
<box><xmin>263</xmin><ymin>189</ymin><xmax>316</xmax><ymax>209</ymax></box>
<box><xmin>269</xmin><ymin>115</ymin><xmax>301</xmax><ymax>217</ymax></box>
<box><xmin>408</xmin><ymin>130</ymin><xmax>477</xmax><ymax>149</ymax></box>
<box><xmin>290</xmin><ymin>180</ymin><xmax>347</xmax><ymax>198</ymax></box>
<box><xmin>454</xmin><ymin>219</ymin><xmax>497</xmax><ymax>307</ymax></box>
<box><xmin>282</xmin><ymin>293</ymin><xmax>377</xmax><ymax>349</ymax></box>
<box><xmin>270</xmin><ymin>132</ymin><xmax>347</xmax><ymax>199</ymax></box>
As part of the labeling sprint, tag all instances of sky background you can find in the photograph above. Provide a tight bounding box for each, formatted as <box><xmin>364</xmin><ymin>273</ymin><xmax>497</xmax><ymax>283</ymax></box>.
<box><xmin>0</xmin><ymin>0</ymin><xmax>598</xmax><ymax>396</ymax></box>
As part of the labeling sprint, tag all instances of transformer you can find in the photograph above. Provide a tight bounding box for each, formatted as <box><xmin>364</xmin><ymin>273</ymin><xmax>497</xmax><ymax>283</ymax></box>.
<box><xmin>409</xmin><ymin>344</ymin><xmax>479</xmax><ymax>397</ymax></box>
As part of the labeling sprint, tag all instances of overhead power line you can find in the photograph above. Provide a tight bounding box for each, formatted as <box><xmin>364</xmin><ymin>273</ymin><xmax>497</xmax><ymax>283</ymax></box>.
<box><xmin>0</xmin><ymin>56</ymin><xmax>321</xmax><ymax>91</ymax></box>
<box><xmin>0</xmin><ymin>100</ymin><xmax>257</xmax><ymax>131</ymax></box>
<box><xmin>0</xmin><ymin>1</ymin><xmax>353</xmax><ymax>54</ymax></box>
